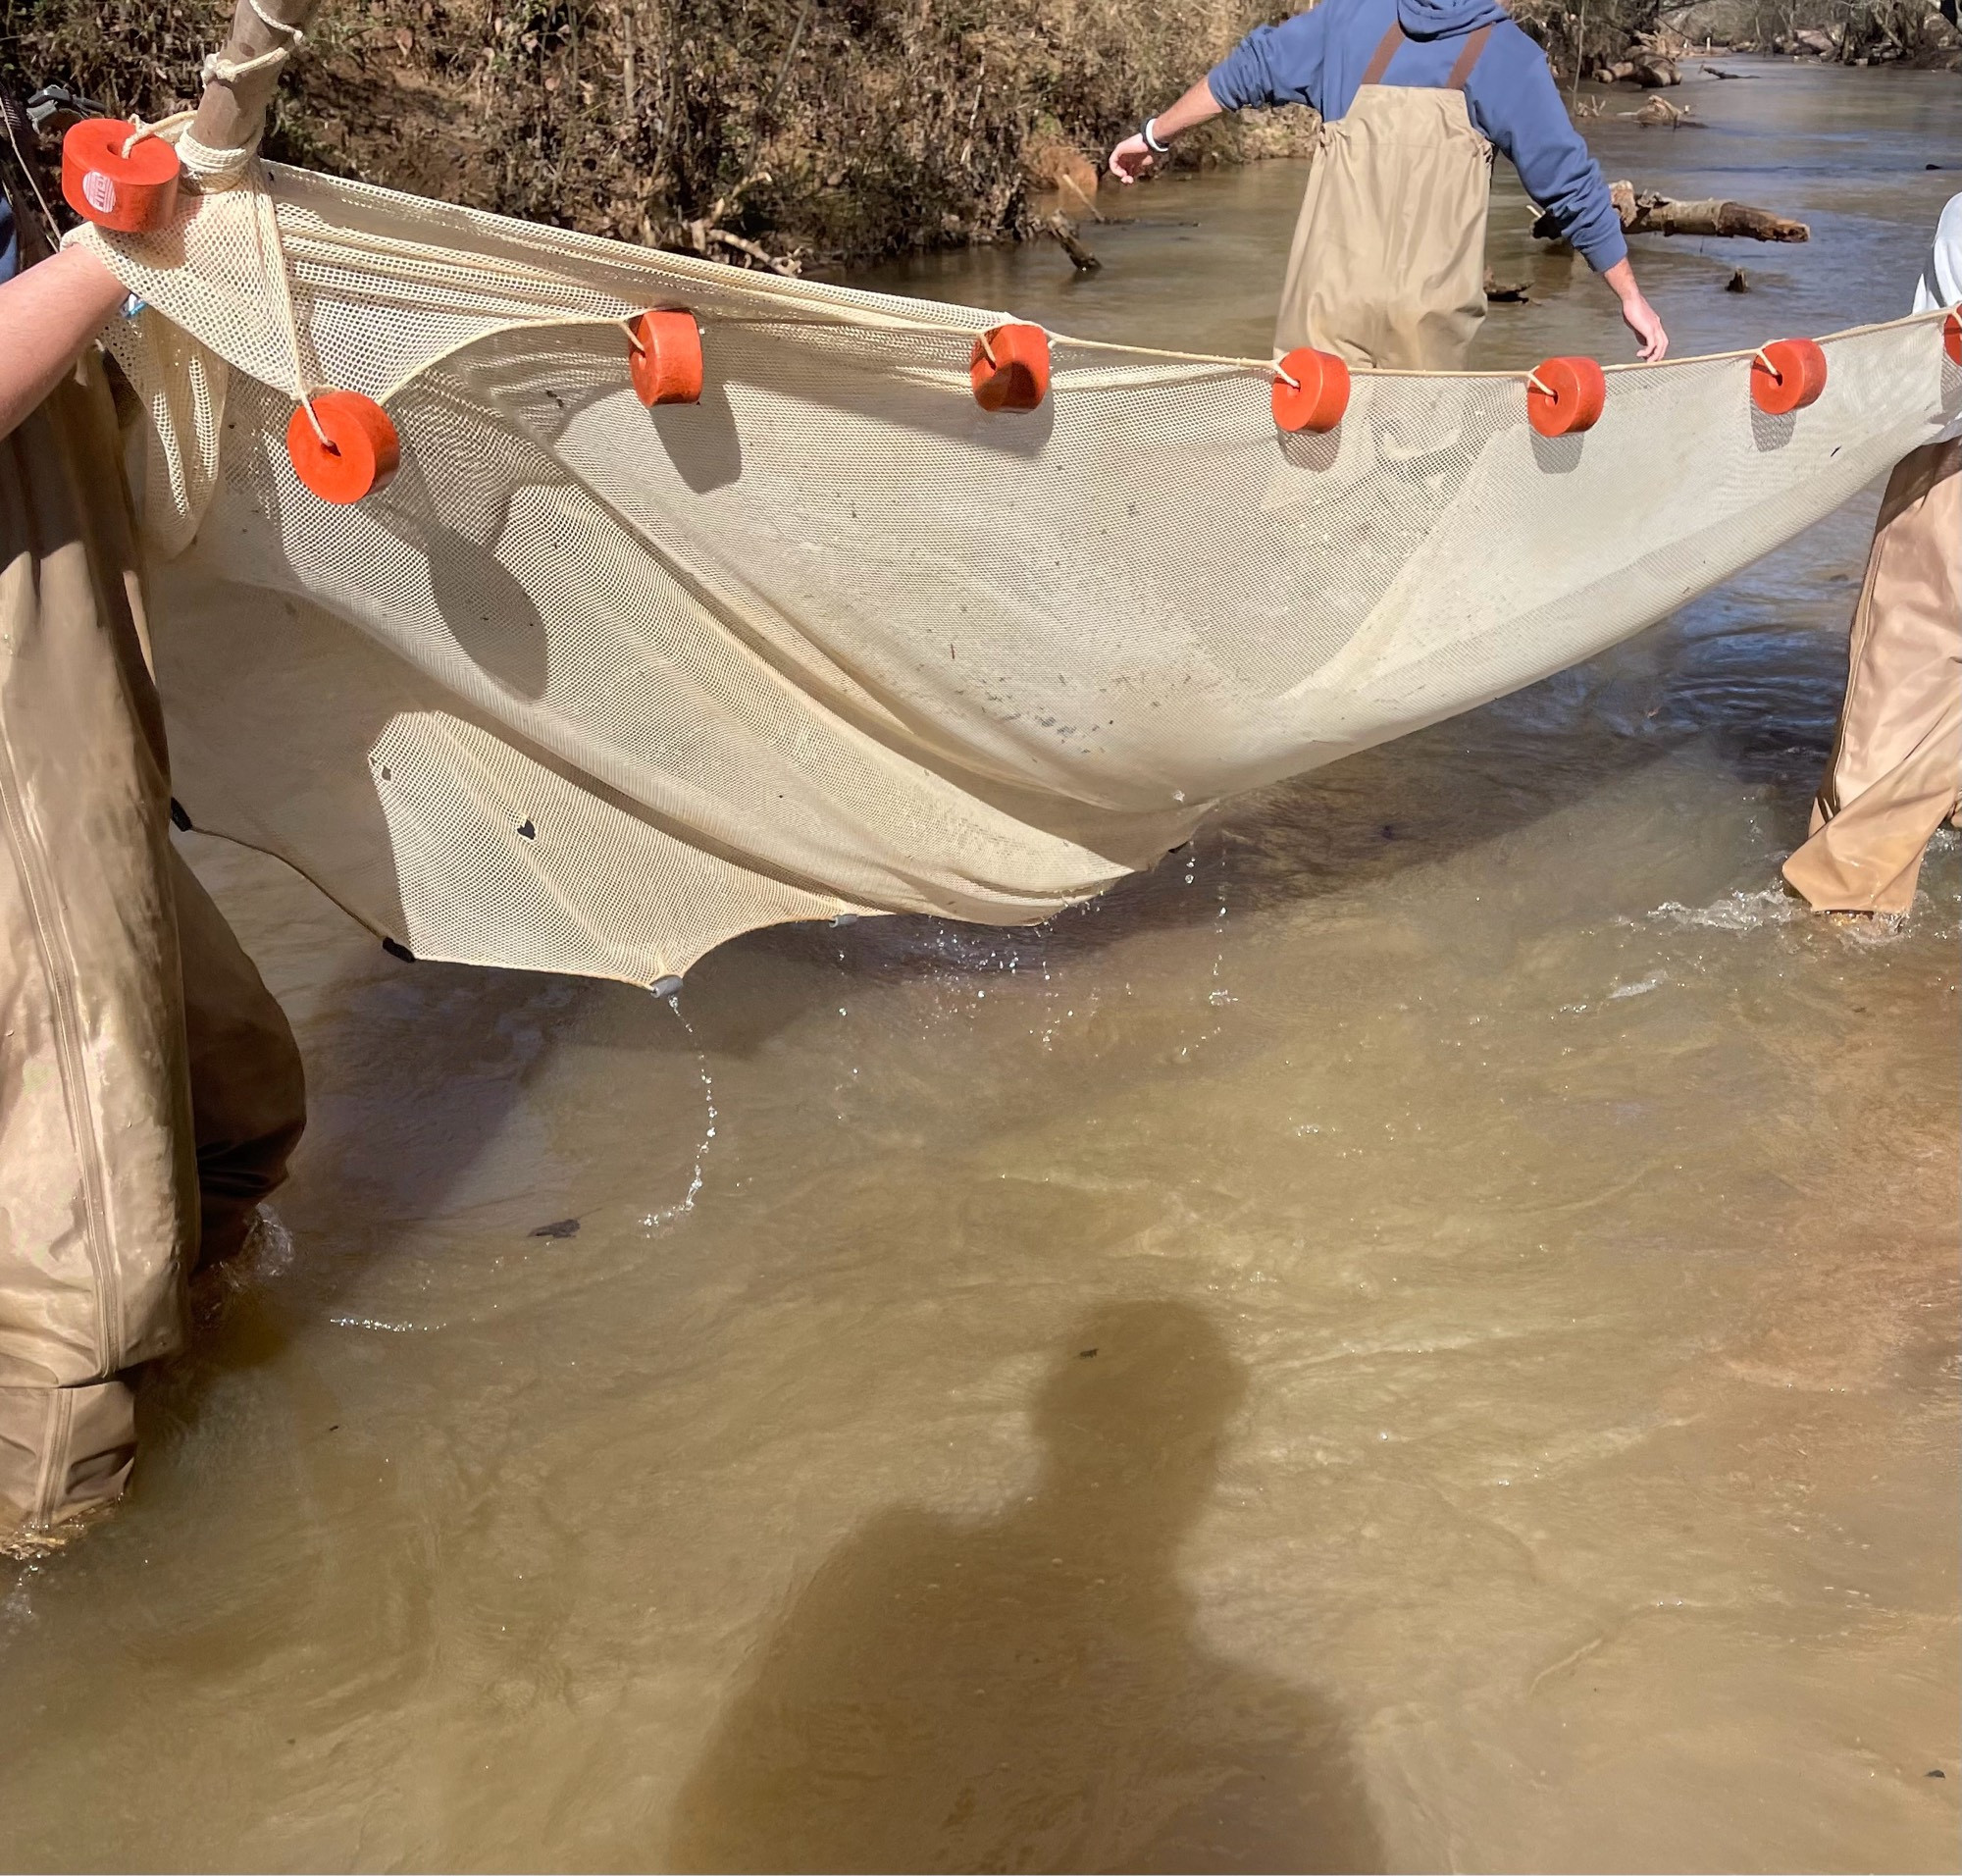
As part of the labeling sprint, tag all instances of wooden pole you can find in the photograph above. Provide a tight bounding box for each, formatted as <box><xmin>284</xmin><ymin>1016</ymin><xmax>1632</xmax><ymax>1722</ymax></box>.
<box><xmin>185</xmin><ymin>0</ymin><xmax>322</xmax><ymax>178</ymax></box>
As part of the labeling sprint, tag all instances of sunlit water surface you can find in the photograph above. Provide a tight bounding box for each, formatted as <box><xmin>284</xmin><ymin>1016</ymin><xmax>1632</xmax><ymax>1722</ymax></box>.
<box><xmin>2</xmin><ymin>59</ymin><xmax>1957</xmax><ymax>1874</ymax></box>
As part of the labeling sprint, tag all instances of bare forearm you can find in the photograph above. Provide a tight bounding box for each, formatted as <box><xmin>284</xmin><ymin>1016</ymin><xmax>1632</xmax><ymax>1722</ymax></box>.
<box><xmin>0</xmin><ymin>246</ymin><xmax>128</xmax><ymax>442</ymax></box>
<box><xmin>1110</xmin><ymin>78</ymin><xmax>1225</xmax><ymax>182</ymax></box>
<box><xmin>1153</xmin><ymin>78</ymin><xmax>1225</xmax><ymax>141</ymax></box>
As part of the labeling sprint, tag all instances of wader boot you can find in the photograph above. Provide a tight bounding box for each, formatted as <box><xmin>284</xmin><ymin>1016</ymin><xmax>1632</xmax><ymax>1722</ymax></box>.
<box><xmin>1274</xmin><ymin>21</ymin><xmax>1496</xmax><ymax>371</ymax></box>
<box><xmin>0</xmin><ymin>342</ymin><xmax>305</xmax><ymax>1542</ymax></box>
<box><xmin>1782</xmin><ymin>439</ymin><xmax>1962</xmax><ymax>915</ymax></box>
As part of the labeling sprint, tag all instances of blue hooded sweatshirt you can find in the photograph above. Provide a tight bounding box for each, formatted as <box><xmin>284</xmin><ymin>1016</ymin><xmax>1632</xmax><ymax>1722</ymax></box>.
<box><xmin>1208</xmin><ymin>0</ymin><xmax>1626</xmax><ymax>272</ymax></box>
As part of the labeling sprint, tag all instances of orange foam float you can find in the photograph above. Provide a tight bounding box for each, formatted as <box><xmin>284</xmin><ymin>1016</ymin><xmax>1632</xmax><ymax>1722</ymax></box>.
<box><xmin>1943</xmin><ymin>310</ymin><xmax>1961</xmax><ymax>369</ymax></box>
<box><xmin>61</xmin><ymin>118</ymin><xmax>181</xmax><ymax>234</ymax></box>
<box><xmin>1750</xmin><ymin>337</ymin><xmax>1828</xmax><ymax>415</ymax></box>
<box><xmin>971</xmin><ymin>324</ymin><xmax>1050</xmax><ymax>412</ymax></box>
<box><xmin>629</xmin><ymin>310</ymin><xmax>703</xmax><ymax>406</ymax></box>
<box><xmin>1525</xmin><ymin>356</ymin><xmax>1607</xmax><ymax>438</ymax></box>
<box><xmin>285</xmin><ymin>391</ymin><xmax>400</xmax><ymax>503</ymax></box>
<box><xmin>1271</xmin><ymin>347</ymin><xmax>1351</xmax><ymax>434</ymax></box>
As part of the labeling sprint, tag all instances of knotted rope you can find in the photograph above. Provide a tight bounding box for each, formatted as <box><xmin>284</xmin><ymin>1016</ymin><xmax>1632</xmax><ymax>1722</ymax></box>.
<box><xmin>118</xmin><ymin>109</ymin><xmax>196</xmax><ymax>161</ymax></box>
<box><xmin>184</xmin><ymin>0</ymin><xmax>307</xmax><ymax>189</ymax></box>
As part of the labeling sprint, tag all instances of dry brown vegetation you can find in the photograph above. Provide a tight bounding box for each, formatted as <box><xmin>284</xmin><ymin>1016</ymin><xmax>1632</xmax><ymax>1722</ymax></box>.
<box><xmin>3</xmin><ymin>0</ymin><xmax>1310</xmax><ymax>267</ymax></box>
<box><xmin>2</xmin><ymin>0</ymin><xmax>1950</xmax><ymax>269</ymax></box>
<box><xmin>1527</xmin><ymin>0</ymin><xmax>1961</xmax><ymax>72</ymax></box>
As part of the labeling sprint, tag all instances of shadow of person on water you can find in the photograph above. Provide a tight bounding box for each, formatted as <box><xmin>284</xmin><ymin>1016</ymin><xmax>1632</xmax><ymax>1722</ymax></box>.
<box><xmin>666</xmin><ymin>1299</ymin><xmax>1383</xmax><ymax>1874</ymax></box>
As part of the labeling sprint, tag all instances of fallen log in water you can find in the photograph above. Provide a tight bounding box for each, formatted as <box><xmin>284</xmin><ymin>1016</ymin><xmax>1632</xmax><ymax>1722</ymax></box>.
<box><xmin>1624</xmin><ymin>95</ymin><xmax>1698</xmax><ymax>125</ymax></box>
<box><xmin>1590</xmin><ymin>55</ymin><xmax>1682</xmax><ymax>82</ymax></box>
<box><xmin>1044</xmin><ymin>212</ymin><xmax>1103</xmax><ymax>272</ymax></box>
<box><xmin>1532</xmin><ymin>181</ymin><xmax>1810</xmax><ymax>243</ymax></box>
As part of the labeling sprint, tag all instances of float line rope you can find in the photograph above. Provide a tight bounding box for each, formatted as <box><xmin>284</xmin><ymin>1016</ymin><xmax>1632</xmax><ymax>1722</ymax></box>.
<box><xmin>119</xmin><ymin>110</ymin><xmax>196</xmax><ymax>161</ymax></box>
<box><xmin>152</xmin><ymin>162</ymin><xmax>1920</xmax><ymax>393</ymax></box>
<box><xmin>249</xmin><ymin>171</ymin><xmax>331</xmax><ymax>444</ymax></box>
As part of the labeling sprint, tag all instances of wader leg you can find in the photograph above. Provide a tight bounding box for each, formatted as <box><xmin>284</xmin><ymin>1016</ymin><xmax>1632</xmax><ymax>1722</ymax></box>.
<box><xmin>0</xmin><ymin>354</ymin><xmax>303</xmax><ymax>1537</ymax></box>
<box><xmin>173</xmin><ymin>845</ymin><xmax>306</xmax><ymax>1270</ymax></box>
<box><xmin>1782</xmin><ymin>440</ymin><xmax>1962</xmax><ymax>915</ymax></box>
<box><xmin>0</xmin><ymin>363</ymin><xmax>195</xmax><ymax>1537</ymax></box>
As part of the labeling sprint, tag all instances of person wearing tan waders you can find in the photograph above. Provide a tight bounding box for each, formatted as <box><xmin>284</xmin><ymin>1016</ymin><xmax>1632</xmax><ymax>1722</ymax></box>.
<box><xmin>1781</xmin><ymin>194</ymin><xmax>1961</xmax><ymax>918</ymax></box>
<box><xmin>1108</xmin><ymin>0</ymin><xmax>1669</xmax><ymax>370</ymax></box>
<box><xmin>0</xmin><ymin>177</ymin><xmax>306</xmax><ymax>1542</ymax></box>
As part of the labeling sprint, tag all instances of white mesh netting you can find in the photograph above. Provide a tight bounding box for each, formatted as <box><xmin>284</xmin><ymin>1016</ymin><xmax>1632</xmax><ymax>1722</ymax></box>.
<box><xmin>80</xmin><ymin>162</ymin><xmax>1962</xmax><ymax>984</ymax></box>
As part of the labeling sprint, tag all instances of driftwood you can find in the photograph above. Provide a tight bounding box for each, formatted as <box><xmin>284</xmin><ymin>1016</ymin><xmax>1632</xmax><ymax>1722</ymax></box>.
<box><xmin>1056</xmin><ymin>171</ymin><xmax>1107</xmax><ymax>224</ymax></box>
<box><xmin>1025</xmin><ymin>142</ymin><xmax>1107</xmax><ymax>223</ymax></box>
<box><xmin>1532</xmin><ymin>181</ymin><xmax>1809</xmax><ymax>244</ymax></box>
<box><xmin>695</xmin><ymin>226</ymin><xmax>803</xmax><ymax>276</ymax></box>
<box><xmin>1623</xmin><ymin>95</ymin><xmax>1698</xmax><ymax>125</ymax></box>
<box><xmin>1044</xmin><ymin>213</ymin><xmax>1102</xmax><ymax>272</ymax></box>
<box><xmin>1591</xmin><ymin>54</ymin><xmax>1681</xmax><ymax>83</ymax></box>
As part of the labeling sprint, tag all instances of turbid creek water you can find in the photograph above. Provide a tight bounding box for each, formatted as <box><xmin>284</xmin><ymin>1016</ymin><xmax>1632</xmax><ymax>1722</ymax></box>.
<box><xmin>3</xmin><ymin>57</ymin><xmax>1958</xmax><ymax>1874</ymax></box>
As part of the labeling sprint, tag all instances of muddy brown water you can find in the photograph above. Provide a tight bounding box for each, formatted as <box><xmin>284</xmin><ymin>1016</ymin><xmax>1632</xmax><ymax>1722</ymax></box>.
<box><xmin>3</xmin><ymin>59</ymin><xmax>1958</xmax><ymax>1874</ymax></box>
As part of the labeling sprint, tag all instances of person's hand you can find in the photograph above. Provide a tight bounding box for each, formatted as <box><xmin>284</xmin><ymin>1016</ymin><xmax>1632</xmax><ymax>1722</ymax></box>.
<box><xmin>1599</xmin><ymin>258</ymin><xmax>1668</xmax><ymax>361</ymax></box>
<box><xmin>1108</xmin><ymin>134</ymin><xmax>1156</xmax><ymax>184</ymax></box>
<box><xmin>1620</xmin><ymin>288</ymin><xmax>1669</xmax><ymax>361</ymax></box>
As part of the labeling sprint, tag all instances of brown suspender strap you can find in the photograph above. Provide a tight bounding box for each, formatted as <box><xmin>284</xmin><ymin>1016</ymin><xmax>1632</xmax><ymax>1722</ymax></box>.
<box><xmin>1361</xmin><ymin>21</ymin><xmax>1406</xmax><ymax>83</ymax></box>
<box><xmin>1360</xmin><ymin>20</ymin><xmax>1493</xmax><ymax>89</ymax></box>
<box><xmin>1446</xmin><ymin>23</ymin><xmax>1495</xmax><ymax>87</ymax></box>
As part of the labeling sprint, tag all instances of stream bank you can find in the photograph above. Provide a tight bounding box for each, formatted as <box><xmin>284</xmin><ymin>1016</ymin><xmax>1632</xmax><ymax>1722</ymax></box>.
<box><xmin>5</xmin><ymin>0</ymin><xmax>1955</xmax><ymax>271</ymax></box>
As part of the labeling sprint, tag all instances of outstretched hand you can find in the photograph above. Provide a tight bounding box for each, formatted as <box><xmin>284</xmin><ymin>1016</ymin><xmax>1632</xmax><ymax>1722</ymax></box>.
<box><xmin>1620</xmin><ymin>288</ymin><xmax>1670</xmax><ymax>361</ymax></box>
<box><xmin>1107</xmin><ymin>135</ymin><xmax>1157</xmax><ymax>185</ymax></box>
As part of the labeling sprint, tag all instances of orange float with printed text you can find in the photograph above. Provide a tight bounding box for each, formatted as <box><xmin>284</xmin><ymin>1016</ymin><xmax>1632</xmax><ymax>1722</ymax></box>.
<box><xmin>61</xmin><ymin>118</ymin><xmax>181</xmax><ymax>235</ymax></box>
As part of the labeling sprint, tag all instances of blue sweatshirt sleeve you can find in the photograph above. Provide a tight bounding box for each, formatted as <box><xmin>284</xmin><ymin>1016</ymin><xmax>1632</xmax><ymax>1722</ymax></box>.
<box><xmin>1467</xmin><ymin>32</ymin><xmax>1626</xmax><ymax>272</ymax></box>
<box><xmin>1208</xmin><ymin>9</ymin><xmax>1332</xmax><ymax>113</ymax></box>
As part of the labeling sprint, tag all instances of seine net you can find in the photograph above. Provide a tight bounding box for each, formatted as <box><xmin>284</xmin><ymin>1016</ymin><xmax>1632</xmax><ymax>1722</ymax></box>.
<box><xmin>81</xmin><ymin>161</ymin><xmax>1962</xmax><ymax>984</ymax></box>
